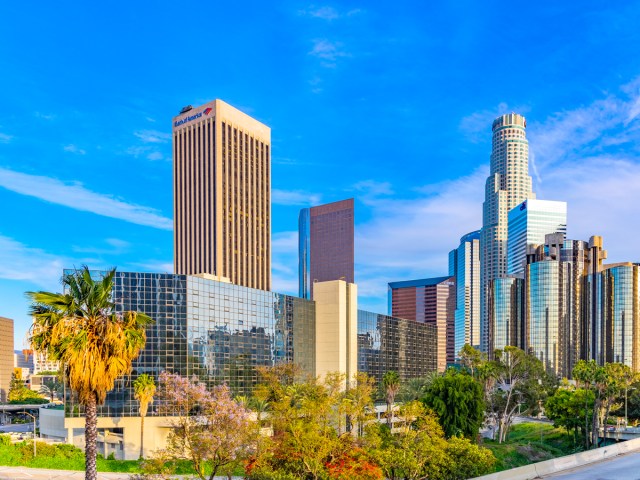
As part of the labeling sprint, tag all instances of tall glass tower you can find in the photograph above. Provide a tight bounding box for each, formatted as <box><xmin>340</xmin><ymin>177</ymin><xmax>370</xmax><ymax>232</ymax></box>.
<box><xmin>480</xmin><ymin>113</ymin><xmax>535</xmax><ymax>352</ymax></box>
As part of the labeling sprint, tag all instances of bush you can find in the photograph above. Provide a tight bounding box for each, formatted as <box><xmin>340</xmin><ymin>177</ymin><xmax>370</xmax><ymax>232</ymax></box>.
<box><xmin>0</xmin><ymin>435</ymin><xmax>10</xmax><ymax>447</ymax></box>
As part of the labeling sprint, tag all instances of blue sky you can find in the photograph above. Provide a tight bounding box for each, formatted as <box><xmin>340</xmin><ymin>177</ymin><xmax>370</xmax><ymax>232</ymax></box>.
<box><xmin>2</xmin><ymin>2</ymin><xmax>640</xmax><ymax>347</ymax></box>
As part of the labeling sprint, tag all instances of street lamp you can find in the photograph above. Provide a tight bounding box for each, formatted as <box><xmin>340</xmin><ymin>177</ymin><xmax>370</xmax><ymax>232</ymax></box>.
<box><xmin>22</xmin><ymin>411</ymin><xmax>36</xmax><ymax>458</ymax></box>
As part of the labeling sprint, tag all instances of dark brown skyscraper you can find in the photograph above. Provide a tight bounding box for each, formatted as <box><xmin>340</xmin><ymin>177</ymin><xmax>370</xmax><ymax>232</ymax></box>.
<box><xmin>299</xmin><ymin>199</ymin><xmax>354</xmax><ymax>299</ymax></box>
<box><xmin>173</xmin><ymin>100</ymin><xmax>271</xmax><ymax>290</ymax></box>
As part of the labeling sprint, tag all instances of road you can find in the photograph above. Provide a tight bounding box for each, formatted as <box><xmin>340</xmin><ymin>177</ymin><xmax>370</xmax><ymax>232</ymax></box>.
<box><xmin>0</xmin><ymin>422</ymin><xmax>35</xmax><ymax>433</ymax></box>
<box><xmin>544</xmin><ymin>451</ymin><xmax>640</xmax><ymax>479</ymax></box>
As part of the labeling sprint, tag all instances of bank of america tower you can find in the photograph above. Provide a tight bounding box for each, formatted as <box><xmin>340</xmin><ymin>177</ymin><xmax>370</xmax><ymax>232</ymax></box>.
<box><xmin>480</xmin><ymin>113</ymin><xmax>535</xmax><ymax>352</ymax></box>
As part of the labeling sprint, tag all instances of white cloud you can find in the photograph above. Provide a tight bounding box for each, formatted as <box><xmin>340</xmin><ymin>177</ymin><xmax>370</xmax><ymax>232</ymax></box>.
<box><xmin>460</xmin><ymin>102</ymin><xmax>530</xmax><ymax>143</ymax></box>
<box><xmin>35</xmin><ymin>112</ymin><xmax>55</xmax><ymax>120</ymax></box>
<box><xmin>147</xmin><ymin>151</ymin><xmax>163</xmax><ymax>161</ymax></box>
<box><xmin>309</xmin><ymin>39</ymin><xmax>349</xmax><ymax>65</ymax></box>
<box><xmin>0</xmin><ymin>167</ymin><xmax>172</xmax><ymax>230</ymax></box>
<box><xmin>272</xmin><ymin>188</ymin><xmax>322</xmax><ymax>206</ymax></box>
<box><xmin>0</xmin><ymin>133</ymin><xmax>12</xmax><ymax>143</ymax></box>
<box><xmin>299</xmin><ymin>6</ymin><xmax>362</xmax><ymax>20</ymax></box>
<box><xmin>63</xmin><ymin>144</ymin><xmax>86</xmax><ymax>155</ymax></box>
<box><xmin>0</xmin><ymin>235</ymin><xmax>65</xmax><ymax>289</ymax></box>
<box><xmin>134</xmin><ymin>130</ymin><xmax>171</xmax><ymax>143</ymax></box>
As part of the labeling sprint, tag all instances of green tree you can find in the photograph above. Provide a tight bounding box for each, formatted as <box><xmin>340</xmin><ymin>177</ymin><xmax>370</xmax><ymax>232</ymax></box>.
<box><xmin>27</xmin><ymin>267</ymin><xmax>152</xmax><ymax>480</ymax></box>
<box><xmin>8</xmin><ymin>371</ymin><xmax>28</xmax><ymax>402</ymax></box>
<box><xmin>487</xmin><ymin>346</ymin><xmax>547</xmax><ymax>443</ymax></box>
<box><xmin>573</xmin><ymin>360</ymin><xmax>608</xmax><ymax>449</ymax></box>
<box><xmin>382</xmin><ymin>371</ymin><xmax>401</xmax><ymax>426</ymax></box>
<box><xmin>546</xmin><ymin>385</ymin><xmax>594</xmax><ymax>448</ymax></box>
<box><xmin>423</xmin><ymin>370</ymin><xmax>484</xmax><ymax>439</ymax></box>
<box><xmin>133</xmin><ymin>374</ymin><xmax>156</xmax><ymax>459</ymax></box>
<box><xmin>459</xmin><ymin>344</ymin><xmax>485</xmax><ymax>378</ymax></box>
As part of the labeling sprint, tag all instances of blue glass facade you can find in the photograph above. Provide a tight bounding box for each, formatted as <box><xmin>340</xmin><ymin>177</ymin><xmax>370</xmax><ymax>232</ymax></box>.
<box><xmin>449</xmin><ymin>230</ymin><xmax>481</xmax><ymax>357</ymax></box>
<box><xmin>488</xmin><ymin>277</ymin><xmax>523</xmax><ymax>354</ymax></box>
<box><xmin>298</xmin><ymin>208</ymin><xmax>311</xmax><ymax>299</ymax></box>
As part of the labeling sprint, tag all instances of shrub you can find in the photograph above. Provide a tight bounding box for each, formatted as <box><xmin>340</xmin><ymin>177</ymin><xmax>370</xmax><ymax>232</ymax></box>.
<box><xmin>0</xmin><ymin>434</ymin><xmax>10</xmax><ymax>447</ymax></box>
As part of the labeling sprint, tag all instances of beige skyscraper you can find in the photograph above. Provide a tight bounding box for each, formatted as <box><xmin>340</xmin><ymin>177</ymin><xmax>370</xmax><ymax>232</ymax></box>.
<box><xmin>173</xmin><ymin>100</ymin><xmax>271</xmax><ymax>290</ymax></box>
<box><xmin>480</xmin><ymin>113</ymin><xmax>534</xmax><ymax>352</ymax></box>
<box><xmin>0</xmin><ymin>317</ymin><xmax>13</xmax><ymax>402</ymax></box>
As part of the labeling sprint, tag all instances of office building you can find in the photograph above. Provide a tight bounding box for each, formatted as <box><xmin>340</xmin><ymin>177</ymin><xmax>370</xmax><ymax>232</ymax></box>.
<box><xmin>481</xmin><ymin>113</ymin><xmax>535</xmax><ymax>352</ymax></box>
<box><xmin>388</xmin><ymin>276</ymin><xmax>455</xmax><ymax>371</ymax></box>
<box><xmin>488</xmin><ymin>277</ymin><xmax>524</xmax><ymax>354</ymax></box>
<box><xmin>299</xmin><ymin>199</ymin><xmax>355</xmax><ymax>299</ymax></box>
<box><xmin>173</xmin><ymin>100</ymin><xmax>271</xmax><ymax>290</ymax></box>
<box><xmin>0</xmin><ymin>317</ymin><xmax>13</xmax><ymax>402</ymax></box>
<box><xmin>507</xmin><ymin>199</ymin><xmax>567</xmax><ymax>275</ymax></box>
<box><xmin>449</xmin><ymin>230</ymin><xmax>481</xmax><ymax>356</ymax></box>
<box><xmin>43</xmin><ymin>270</ymin><xmax>437</xmax><ymax>459</ymax></box>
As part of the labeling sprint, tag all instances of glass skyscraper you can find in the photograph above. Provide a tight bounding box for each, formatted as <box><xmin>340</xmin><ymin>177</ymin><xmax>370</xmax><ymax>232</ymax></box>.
<box><xmin>449</xmin><ymin>230</ymin><xmax>481</xmax><ymax>356</ymax></box>
<box><xmin>481</xmin><ymin>113</ymin><xmax>535</xmax><ymax>352</ymax></box>
<box><xmin>488</xmin><ymin>277</ymin><xmax>524</xmax><ymax>354</ymax></box>
<box><xmin>507</xmin><ymin>199</ymin><xmax>567</xmax><ymax>275</ymax></box>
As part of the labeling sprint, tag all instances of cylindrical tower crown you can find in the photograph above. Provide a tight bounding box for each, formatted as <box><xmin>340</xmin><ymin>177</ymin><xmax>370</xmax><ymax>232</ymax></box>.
<box><xmin>492</xmin><ymin>113</ymin><xmax>526</xmax><ymax>131</ymax></box>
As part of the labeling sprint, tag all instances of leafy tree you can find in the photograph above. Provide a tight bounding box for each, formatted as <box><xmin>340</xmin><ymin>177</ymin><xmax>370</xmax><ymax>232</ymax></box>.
<box><xmin>487</xmin><ymin>346</ymin><xmax>547</xmax><ymax>443</ymax></box>
<box><xmin>133</xmin><ymin>374</ymin><xmax>156</xmax><ymax>459</ymax></box>
<box><xmin>8</xmin><ymin>371</ymin><xmax>29</xmax><ymax>402</ymax></box>
<box><xmin>341</xmin><ymin>372</ymin><xmax>376</xmax><ymax>436</ymax></box>
<box><xmin>382</xmin><ymin>371</ymin><xmax>401</xmax><ymax>426</ymax></box>
<box><xmin>157</xmin><ymin>372</ymin><xmax>255</xmax><ymax>480</ymax></box>
<box><xmin>572</xmin><ymin>360</ymin><xmax>608</xmax><ymax>448</ymax></box>
<box><xmin>39</xmin><ymin>378</ymin><xmax>63</xmax><ymax>402</ymax></box>
<box><xmin>397</xmin><ymin>373</ymin><xmax>437</xmax><ymax>403</ymax></box>
<box><xmin>545</xmin><ymin>385</ymin><xmax>594</xmax><ymax>448</ymax></box>
<box><xmin>27</xmin><ymin>267</ymin><xmax>152</xmax><ymax>480</ymax></box>
<box><xmin>459</xmin><ymin>344</ymin><xmax>485</xmax><ymax>378</ymax></box>
<box><xmin>442</xmin><ymin>436</ymin><xmax>497</xmax><ymax>479</ymax></box>
<box><xmin>423</xmin><ymin>370</ymin><xmax>484</xmax><ymax>439</ymax></box>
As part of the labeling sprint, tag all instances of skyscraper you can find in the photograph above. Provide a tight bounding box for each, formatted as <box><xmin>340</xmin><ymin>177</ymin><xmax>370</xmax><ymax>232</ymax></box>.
<box><xmin>298</xmin><ymin>198</ymin><xmax>354</xmax><ymax>299</ymax></box>
<box><xmin>388</xmin><ymin>276</ymin><xmax>455</xmax><ymax>371</ymax></box>
<box><xmin>507</xmin><ymin>199</ymin><xmax>567</xmax><ymax>275</ymax></box>
<box><xmin>173</xmin><ymin>100</ymin><xmax>271</xmax><ymax>290</ymax></box>
<box><xmin>480</xmin><ymin>113</ymin><xmax>535</xmax><ymax>351</ymax></box>
<box><xmin>0</xmin><ymin>317</ymin><xmax>13</xmax><ymax>403</ymax></box>
<box><xmin>448</xmin><ymin>230</ymin><xmax>481</xmax><ymax>355</ymax></box>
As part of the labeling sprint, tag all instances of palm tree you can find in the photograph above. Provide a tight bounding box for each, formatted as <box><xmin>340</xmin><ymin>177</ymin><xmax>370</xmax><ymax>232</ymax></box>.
<box><xmin>27</xmin><ymin>267</ymin><xmax>152</xmax><ymax>480</ymax></box>
<box><xmin>382</xmin><ymin>370</ymin><xmax>401</xmax><ymax>426</ymax></box>
<box><xmin>133</xmin><ymin>374</ymin><xmax>156</xmax><ymax>459</ymax></box>
<box><xmin>39</xmin><ymin>378</ymin><xmax>62</xmax><ymax>402</ymax></box>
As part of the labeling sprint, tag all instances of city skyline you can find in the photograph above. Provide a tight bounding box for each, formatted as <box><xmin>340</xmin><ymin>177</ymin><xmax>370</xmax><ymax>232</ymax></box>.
<box><xmin>2</xmin><ymin>2</ymin><xmax>640</xmax><ymax>346</ymax></box>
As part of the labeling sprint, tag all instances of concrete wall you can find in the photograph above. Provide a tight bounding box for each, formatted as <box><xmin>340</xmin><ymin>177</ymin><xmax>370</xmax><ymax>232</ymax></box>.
<box><xmin>39</xmin><ymin>407</ymin><xmax>66</xmax><ymax>440</ymax></box>
<box><xmin>64</xmin><ymin>416</ymin><xmax>174</xmax><ymax>460</ymax></box>
<box><xmin>472</xmin><ymin>436</ymin><xmax>640</xmax><ymax>480</ymax></box>
<box><xmin>313</xmin><ymin>280</ymin><xmax>358</xmax><ymax>383</ymax></box>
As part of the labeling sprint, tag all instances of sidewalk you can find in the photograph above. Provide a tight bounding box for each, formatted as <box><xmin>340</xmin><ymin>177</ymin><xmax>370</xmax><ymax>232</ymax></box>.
<box><xmin>0</xmin><ymin>467</ymin><xmax>243</xmax><ymax>479</ymax></box>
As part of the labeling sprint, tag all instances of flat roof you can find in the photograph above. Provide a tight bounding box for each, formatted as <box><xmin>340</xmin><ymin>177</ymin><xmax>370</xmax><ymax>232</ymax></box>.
<box><xmin>388</xmin><ymin>275</ymin><xmax>452</xmax><ymax>289</ymax></box>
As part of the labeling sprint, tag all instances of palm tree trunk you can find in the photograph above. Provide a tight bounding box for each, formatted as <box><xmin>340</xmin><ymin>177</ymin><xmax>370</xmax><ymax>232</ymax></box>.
<box><xmin>85</xmin><ymin>393</ymin><xmax>98</xmax><ymax>480</ymax></box>
<box><xmin>139</xmin><ymin>414</ymin><xmax>145</xmax><ymax>459</ymax></box>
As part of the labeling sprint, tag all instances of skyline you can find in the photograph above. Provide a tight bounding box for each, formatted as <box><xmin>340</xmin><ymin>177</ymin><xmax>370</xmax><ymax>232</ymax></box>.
<box><xmin>2</xmin><ymin>2</ymin><xmax>640</xmax><ymax>346</ymax></box>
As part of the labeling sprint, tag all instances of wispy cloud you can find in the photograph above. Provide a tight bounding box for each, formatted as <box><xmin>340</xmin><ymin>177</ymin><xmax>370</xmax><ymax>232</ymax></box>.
<box><xmin>460</xmin><ymin>102</ymin><xmax>530</xmax><ymax>143</ymax></box>
<box><xmin>272</xmin><ymin>188</ymin><xmax>322</xmax><ymax>206</ymax></box>
<box><xmin>0</xmin><ymin>235</ymin><xmax>65</xmax><ymax>289</ymax></box>
<box><xmin>146</xmin><ymin>151</ymin><xmax>163</xmax><ymax>161</ymax></box>
<box><xmin>309</xmin><ymin>39</ymin><xmax>349</xmax><ymax>67</ymax></box>
<box><xmin>134</xmin><ymin>130</ymin><xmax>171</xmax><ymax>143</ymax></box>
<box><xmin>0</xmin><ymin>133</ymin><xmax>12</xmax><ymax>143</ymax></box>
<box><xmin>0</xmin><ymin>167</ymin><xmax>172</xmax><ymax>230</ymax></box>
<box><xmin>299</xmin><ymin>5</ymin><xmax>362</xmax><ymax>20</ymax></box>
<box><xmin>72</xmin><ymin>238</ymin><xmax>132</xmax><ymax>255</ymax></box>
<box><xmin>63</xmin><ymin>144</ymin><xmax>86</xmax><ymax>155</ymax></box>
<box><xmin>35</xmin><ymin>112</ymin><xmax>55</xmax><ymax>121</ymax></box>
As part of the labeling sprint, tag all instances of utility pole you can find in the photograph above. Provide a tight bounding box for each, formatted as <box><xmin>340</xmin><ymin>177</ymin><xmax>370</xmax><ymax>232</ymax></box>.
<box><xmin>22</xmin><ymin>411</ymin><xmax>36</xmax><ymax>458</ymax></box>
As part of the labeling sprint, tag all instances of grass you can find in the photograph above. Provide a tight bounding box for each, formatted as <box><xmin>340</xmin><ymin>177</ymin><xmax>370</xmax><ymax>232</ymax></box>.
<box><xmin>0</xmin><ymin>436</ymin><xmax>200</xmax><ymax>474</ymax></box>
<box><xmin>482</xmin><ymin>422</ymin><xmax>582</xmax><ymax>472</ymax></box>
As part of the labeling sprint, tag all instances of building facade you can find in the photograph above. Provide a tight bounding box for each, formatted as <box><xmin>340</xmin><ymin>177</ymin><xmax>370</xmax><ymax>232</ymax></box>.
<box><xmin>299</xmin><ymin>199</ymin><xmax>355</xmax><ymax>299</ymax></box>
<box><xmin>488</xmin><ymin>277</ymin><xmax>524</xmax><ymax>354</ymax></box>
<box><xmin>0</xmin><ymin>317</ymin><xmax>13</xmax><ymax>402</ymax></box>
<box><xmin>51</xmin><ymin>271</ymin><xmax>438</xmax><ymax>459</ymax></box>
<box><xmin>388</xmin><ymin>276</ymin><xmax>455</xmax><ymax>371</ymax></box>
<box><xmin>507</xmin><ymin>199</ymin><xmax>567</xmax><ymax>275</ymax></box>
<box><xmin>480</xmin><ymin>113</ymin><xmax>535</xmax><ymax>352</ymax></box>
<box><xmin>173</xmin><ymin>100</ymin><xmax>271</xmax><ymax>290</ymax></box>
<box><xmin>449</xmin><ymin>230</ymin><xmax>481</xmax><ymax>356</ymax></box>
